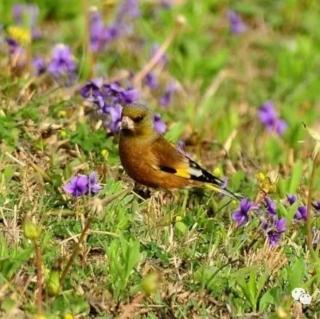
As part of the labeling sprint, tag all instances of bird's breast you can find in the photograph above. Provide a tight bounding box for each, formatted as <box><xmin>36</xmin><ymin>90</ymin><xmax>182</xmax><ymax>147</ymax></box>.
<box><xmin>119</xmin><ymin>137</ymin><xmax>158</xmax><ymax>187</ymax></box>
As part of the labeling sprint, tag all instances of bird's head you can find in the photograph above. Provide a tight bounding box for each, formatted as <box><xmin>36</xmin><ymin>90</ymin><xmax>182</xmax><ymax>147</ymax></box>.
<box><xmin>120</xmin><ymin>104</ymin><xmax>156</xmax><ymax>138</ymax></box>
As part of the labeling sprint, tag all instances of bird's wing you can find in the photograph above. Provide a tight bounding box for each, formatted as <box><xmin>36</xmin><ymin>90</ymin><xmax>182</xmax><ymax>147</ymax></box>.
<box><xmin>150</xmin><ymin>136</ymin><xmax>242</xmax><ymax>199</ymax></box>
<box><xmin>150</xmin><ymin>136</ymin><xmax>224</xmax><ymax>186</ymax></box>
<box><xmin>150</xmin><ymin>136</ymin><xmax>190</xmax><ymax>177</ymax></box>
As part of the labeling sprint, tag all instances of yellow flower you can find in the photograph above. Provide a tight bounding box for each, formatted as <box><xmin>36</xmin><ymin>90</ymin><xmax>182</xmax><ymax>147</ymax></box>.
<box><xmin>64</xmin><ymin>314</ymin><xmax>74</xmax><ymax>319</ymax></box>
<box><xmin>59</xmin><ymin>130</ymin><xmax>68</xmax><ymax>138</ymax></box>
<box><xmin>8</xmin><ymin>26</ymin><xmax>31</xmax><ymax>45</ymax></box>
<box><xmin>213</xmin><ymin>166</ymin><xmax>223</xmax><ymax>178</ymax></box>
<box><xmin>101</xmin><ymin>149</ymin><xmax>109</xmax><ymax>159</ymax></box>
<box><xmin>58</xmin><ymin>110</ymin><xmax>67</xmax><ymax>118</ymax></box>
<box><xmin>256</xmin><ymin>172</ymin><xmax>266</xmax><ymax>182</ymax></box>
<box><xmin>256</xmin><ymin>171</ymin><xmax>277</xmax><ymax>194</ymax></box>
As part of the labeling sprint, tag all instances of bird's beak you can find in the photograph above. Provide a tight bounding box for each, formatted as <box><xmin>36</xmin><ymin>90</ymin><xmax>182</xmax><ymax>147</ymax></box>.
<box><xmin>121</xmin><ymin>116</ymin><xmax>135</xmax><ymax>131</ymax></box>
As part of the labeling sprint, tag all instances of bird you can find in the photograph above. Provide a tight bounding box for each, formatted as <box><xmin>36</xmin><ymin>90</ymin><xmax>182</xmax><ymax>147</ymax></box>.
<box><xmin>119</xmin><ymin>103</ymin><xmax>242</xmax><ymax>200</ymax></box>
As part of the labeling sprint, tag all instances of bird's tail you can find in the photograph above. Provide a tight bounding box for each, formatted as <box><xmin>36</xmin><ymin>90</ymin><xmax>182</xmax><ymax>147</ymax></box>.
<box><xmin>186</xmin><ymin>157</ymin><xmax>243</xmax><ymax>200</ymax></box>
<box><xmin>205</xmin><ymin>183</ymin><xmax>243</xmax><ymax>200</ymax></box>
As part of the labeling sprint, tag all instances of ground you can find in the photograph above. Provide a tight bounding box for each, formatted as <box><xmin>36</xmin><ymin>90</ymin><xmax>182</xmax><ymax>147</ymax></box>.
<box><xmin>0</xmin><ymin>0</ymin><xmax>320</xmax><ymax>318</ymax></box>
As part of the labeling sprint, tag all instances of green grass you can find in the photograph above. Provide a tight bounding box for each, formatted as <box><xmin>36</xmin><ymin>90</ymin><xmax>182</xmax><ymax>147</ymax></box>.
<box><xmin>1</xmin><ymin>0</ymin><xmax>320</xmax><ymax>318</ymax></box>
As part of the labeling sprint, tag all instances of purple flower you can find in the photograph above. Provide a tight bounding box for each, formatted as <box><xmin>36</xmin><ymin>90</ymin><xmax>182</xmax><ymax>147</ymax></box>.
<box><xmin>232</xmin><ymin>198</ymin><xmax>254</xmax><ymax>226</ymax></box>
<box><xmin>80</xmin><ymin>80</ymin><xmax>139</xmax><ymax>133</ymax></box>
<box><xmin>80</xmin><ymin>78</ymin><xmax>104</xmax><ymax>99</ymax></box>
<box><xmin>89</xmin><ymin>9</ymin><xmax>118</xmax><ymax>53</ymax></box>
<box><xmin>12</xmin><ymin>4</ymin><xmax>41</xmax><ymax>40</ymax></box>
<box><xmin>153</xmin><ymin>114</ymin><xmax>166</xmax><ymax>134</ymax></box>
<box><xmin>63</xmin><ymin>172</ymin><xmax>101</xmax><ymax>197</ymax></box>
<box><xmin>116</xmin><ymin>0</ymin><xmax>140</xmax><ymax>22</ymax></box>
<box><xmin>274</xmin><ymin>119</ymin><xmax>287</xmax><ymax>135</ymax></box>
<box><xmin>5</xmin><ymin>38</ymin><xmax>26</xmax><ymax>68</ymax></box>
<box><xmin>109</xmin><ymin>0</ymin><xmax>140</xmax><ymax>38</ymax></box>
<box><xmin>32</xmin><ymin>56</ymin><xmax>46</xmax><ymax>75</ymax></box>
<box><xmin>63</xmin><ymin>175</ymin><xmax>89</xmax><ymax>197</ymax></box>
<box><xmin>228</xmin><ymin>10</ymin><xmax>247</xmax><ymax>34</ymax></box>
<box><xmin>266</xmin><ymin>217</ymin><xmax>286</xmax><ymax>246</ymax></box>
<box><xmin>295</xmin><ymin>206</ymin><xmax>308</xmax><ymax>221</ymax></box>
<box><xmin>47</xmin><ymin>44</ymin><xmax>77</xmax><ymax>85</ymax></box>
<box><xmin>120</xmin><ymin>88</ymin><xmax>139</xmax><ymax>104</ymax></box>
<box><xmin>276</xmin><ymin>218</ymin><xmax>286</xmax><ymax>232</ymax></box>
<box><xmin>160</xmin><ymin>81</ymin><xmax>176</xmax><ymax>107</ymax></box>
<box><xmin>6</xmin><ymin>38</ymin><xmax>22</xmax><ymax>54</ymax></box>
<box><xmin>12</xmin><ymin>4</ymin><xmax>39</xmax><ymax>27</ymax></box>
<box><xmin>88</xmin><ymin>172</ymin><xmax>102</xmax><ymax>194</ymax></box>
<box><xmin>287</xmin><ymin>194</ymin><xmax>297</xmax><ymax>205</ymax></box>
<box><xmin>258</xmin><ymin>101</ymin><xmax>287</xmax><ymax>136</ymax></box>
<box><xmin>160</xmin><ymin>0</ymin><xmax>172</xmax><ymax>9</ymax></box>
<box><xmin>145</xmin><ymin>72</ymin><xmax>158</xmax><ymax>89</ymax></box>
<box><xmin>267</xmin><ymin>231</ymin><xmax>281</xmax><ymax>246</ymax></box>
<box><xmin>312</xmin><ymin>201</ymin><xmax>320</xmax><ymax>212</ymax></box>
<box><xmin>265</xmin><ymin>197</ymin><xmax>276</xmax><ymax>216</ymax></box>
<box><xmin>105</xmin><ymin>103</ymin><xmax>123</xmax><ymax>133</ymax></box>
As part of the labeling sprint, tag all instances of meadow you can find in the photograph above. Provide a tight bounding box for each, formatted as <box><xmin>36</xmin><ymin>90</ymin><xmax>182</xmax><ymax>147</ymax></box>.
<box><xmin>0</xmin><ymin>0</ymin><xmax>320</xmax><ymax>318</ymax></box>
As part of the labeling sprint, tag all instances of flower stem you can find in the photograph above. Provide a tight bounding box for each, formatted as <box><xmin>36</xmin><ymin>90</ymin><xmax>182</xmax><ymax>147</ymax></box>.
<box><xmin>133</xmin><ymin>30</ymin><xmax>176</xmax><ymax>86</ymax></box>
<box><xmin>306</xmin><ymin>153</ymin><xmax>318</xmax><ymax>251</ymax></box>
<box><xmin>60</xmin><ymin>216</ymin><xmax>91</xmax><ymax>284</ymax></box>
<box><xmin>34</xmin><ymin>240</ymin><xmax>43</xmax><ymax>314</ymax></box>
<box><xmin>60</xmin><ymin>189</ymin><xmax>130</xmax><ymax>284</ymax></box>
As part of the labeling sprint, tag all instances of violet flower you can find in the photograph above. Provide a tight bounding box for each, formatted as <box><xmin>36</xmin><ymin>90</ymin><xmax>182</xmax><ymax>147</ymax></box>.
<box><xmin>258</xmin><ymin>101</ymin><xmax>287</xmax><ymax>135</ymax></box>
<box><xmin>89</xmin><ymin>9</ymin><xmax>117</xmax><ymax>53</ymax></box>
<box><xmin>260</xmin><ymin>197</ymin><xmax>286</xmax><ymax>246</ymax></box>
<box><xmin>287</xmin><ymin>194</ymin><xmax>297</xmax><ymax>205</ymax></box>
<box><xmin>106</xmin><ymin>103</ymin><xmax>123</xmax><ymax>133</ymax></box>
<box><xmin>5</xmin><ymin>38</ymin><xmax>26</xmax><ymax>68</ymax></box>
<box><xmin>295</xmin><ymin>206</ymin><xmax>307</xmax><ymax>221</ymax></box>
<box><xmin>47</xmin><ymin>44</ymin><xmax>77</xmax><ymax>85</ymax></box>
<box><xmin>267</xmin><ymin>217</ymin><xmax>286</xmax><ymax>246</ymax></box>
<box><xmin>265</xmin><ymin>197</ymin><xmax>277</xmax><ymax>216</ymax></box>
<box><xmin>153</xmin><ymin>114</ymin><xmax>166</xmax><ymax>134</ymax></box>
<box><xmin>88</xmin><ymin>172</ymin><xmax>102</xmax><ymax>194</ymax></box>
<box><xmin>160</xmin><ymin>81</ymin><xmax>176</xmax><ymax>107</ymax></box>
<box><xmin>80</xmin><ymin>78</ymin><xmax>104</xmax><ymax>100</ymax></box>
<box><xmin>145</xmin><ymin>72</ymin><xmax>158</xmax><ymax>89</ymax></box>
<box><xmin>63</xmin><ymin>174</ymin><xmax>89</xmax><ymax>197</ymax></box>
<box><xmin>228</xmin><ymin>10</ymin><xmax>247</xmax><ymax>34</ymax></box>
<box><xmin>120</xmin><ymin>88</ymin><xmax>139</xmax><ymax>103</ymax></box>
<box><xmin>80</xmin><ymin>80</ymin><xmax>139</xmax><ymax>133</ymax></box>
<box><xmin>107</xmin><ymin>0</ymin><xmax>140</xmax><ymax>40</ymax></box>
<box><xmin>115</xmin><ymin>0</ymin><xmax>140</xmax><ymax>23</ymax></box>
<box><xmin>32</xmin><ymin>56</ymin><xmax>46</xmax><ymax>75</ymax></box>
<box><xmin>160</xmin><ymin>0</ymin><xmax>172</xmax><ymax>9</ymax></box>
<box><xmin>6</xmin><ymin>38</ymin><xmax>21</xmax><ymax>54</ymax></box>
<box><xmin>89</xmin><ymin>1</ymin><xmax>139</xmax><ymax>53</ymax></box>
<box><xmin>12</xmin><ymin>4</ymin><xmax>39</xmax><ymax>26</ymax></box>
<box><xmin>232</xmin><ymin>198</ymin><xmax>254</xmax><ymax>226</ymax></box>
<box><xmin>12</xmin><ymin>4</ymin><xmax>41</xmax><ymax>40</ymax></box>
<box><xmin>63</xmin><ymin>172</ymin><xmax>101</xmax><ymax>197</ymax></box>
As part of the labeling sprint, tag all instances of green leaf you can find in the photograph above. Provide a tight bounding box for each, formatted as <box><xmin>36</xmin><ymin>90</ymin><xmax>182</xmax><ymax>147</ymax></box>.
<box><xmin>164</xmin><ymin>122</ymin><xmax>185</xmax><ymax>143</ymax></box>
<box><xmin>259</xmin><ymin>290</ymin><xmax>274</xmax><ymax>311</ymax></box>
<box><xmin>278</xmin><ymin>202</ymin><xmax>299</xmax><ymax>224</ymax></box>
<box><xmin>106</xmin><ymin>237</ymin><xmax>142</xmax><ymax>299</ymax></box>
<box><xmin>287</xmin><ymin>258</ymin><xmax>305</xmax><ymax>292</ymax></box>
<box><xmin>289</xmin><ymin>160</ymin><xmax>303</xmax><ymax>194</ymax></box>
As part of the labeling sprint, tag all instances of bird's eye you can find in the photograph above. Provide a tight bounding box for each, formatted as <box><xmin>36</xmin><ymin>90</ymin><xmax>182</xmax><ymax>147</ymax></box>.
<box><xmin>133</xmin><ymin>115</ymin><xmax>144</xmax><ymax>123</ymax></box>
